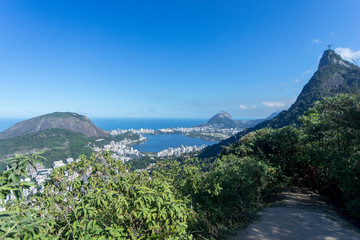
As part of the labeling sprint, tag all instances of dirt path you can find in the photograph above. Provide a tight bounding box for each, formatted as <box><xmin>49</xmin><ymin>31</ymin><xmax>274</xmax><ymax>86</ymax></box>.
<box><xmin>229</xmin><ymin>191</ymin><xmax>360</xmax><ymax>240</ymax></box>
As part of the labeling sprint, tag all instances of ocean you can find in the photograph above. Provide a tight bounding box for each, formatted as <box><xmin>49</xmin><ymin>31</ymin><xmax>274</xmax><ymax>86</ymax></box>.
<box><xmin>0</xmin><ymin>118</ymin><xmax>208</xmax><ymax>132</ymax></box>
<box><xmin>0</xmin><ymin>119</ymin><xmax>26</xmax><ymax>132</ymax></box>
<box><xmin>91</xmin><ymin>118</ymin><xmax>208</xmax><ymax>131</ymax></box>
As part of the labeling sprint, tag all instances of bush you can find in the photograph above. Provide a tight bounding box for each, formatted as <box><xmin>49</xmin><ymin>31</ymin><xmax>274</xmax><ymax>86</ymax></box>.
<box><xmin>300</xmin><ymin>93</ymin><xmax>360</xmax><ymax>219</ymax></box>
<box><xmin>4</xmin><ymin>153</ymin><xmax>194</xmax><ymax>239</ymax></box>
<box><xmin>153</xmin><ymin>155</ymin><xmax>284</xmax><ymax>239</ymax></box>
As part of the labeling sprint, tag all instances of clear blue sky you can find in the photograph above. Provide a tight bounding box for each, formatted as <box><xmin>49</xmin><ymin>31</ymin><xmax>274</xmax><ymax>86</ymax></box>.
<box><xmin>1</xmin><ymin>0</ymin><xmax>359</xmax><ymax>119</ymax></box>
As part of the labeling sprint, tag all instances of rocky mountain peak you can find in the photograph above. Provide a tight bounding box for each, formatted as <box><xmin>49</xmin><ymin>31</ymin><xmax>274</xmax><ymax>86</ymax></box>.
<box><xmin>207</xmin><ymin>111</ymin><xmax>232</xmax><ymax>123</ymax></box>
<box><xmin>318</xmin><ymin>50</ymin><xmax>352</xmax><ymax>69</ymax></box>
<box><xmin>218</xmin><ymin>111</ymin><xmax>232</xmax><ymax>119</ymax></box>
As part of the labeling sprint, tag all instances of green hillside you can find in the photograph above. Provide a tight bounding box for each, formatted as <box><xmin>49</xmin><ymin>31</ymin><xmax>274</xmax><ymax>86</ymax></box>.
<box><xmin>0</xmin><ymin>128</ymin><xmax>94</xmax><ymax>168</ymax></box>
<box><xmin>0</xmin><ymin>128</ymin><xmax>139</xmax><ymax>169</ymax></box>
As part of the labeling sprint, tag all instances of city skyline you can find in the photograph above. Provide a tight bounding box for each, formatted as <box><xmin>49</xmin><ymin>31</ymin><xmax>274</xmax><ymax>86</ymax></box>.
<box><xmin>1</xmin><ymin>0</ymin><xmax>360</xmax><ymax>119</ymax></box>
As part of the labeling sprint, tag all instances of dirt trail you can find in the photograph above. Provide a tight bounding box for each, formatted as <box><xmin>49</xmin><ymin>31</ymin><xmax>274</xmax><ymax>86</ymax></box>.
<box><xmin>229</xmin><ymin>191</ymin><xmax>360</xmax><ymax>240</ymax></box>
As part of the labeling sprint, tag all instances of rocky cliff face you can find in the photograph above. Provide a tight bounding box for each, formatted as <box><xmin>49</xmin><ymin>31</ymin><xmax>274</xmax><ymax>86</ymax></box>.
<box><xmin>318</xmin><ymin>50</ymin><xmax>352</xmax><ymax>69</ymax></box>
<box><xmin>0</xmin><ymin>112</ymin><xmax>108</xmax><ymax>139</ymax></box>
<box><xmin>272</xmin><ymin>49</ymin><xmax>360</xmax><ymax>128</ymax></box>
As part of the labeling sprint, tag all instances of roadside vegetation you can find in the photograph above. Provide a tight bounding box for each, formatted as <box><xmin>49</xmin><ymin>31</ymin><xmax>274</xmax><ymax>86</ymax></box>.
<box><xmin>1</xmin><ymin>93</ymin><xmax>359</xmax><ymax>239</ymax></box>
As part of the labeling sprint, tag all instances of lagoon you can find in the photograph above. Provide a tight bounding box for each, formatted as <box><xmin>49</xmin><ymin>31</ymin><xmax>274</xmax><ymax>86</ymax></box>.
<box><xmin>132</xmin><ymin>134</ymin><xmax>218</xmax><ymax>152</ymax></box>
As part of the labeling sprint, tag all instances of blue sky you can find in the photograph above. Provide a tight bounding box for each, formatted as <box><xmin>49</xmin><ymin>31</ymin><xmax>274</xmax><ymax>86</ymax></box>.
<box><xmin>1</xmin><ymin>0</ymin><xmax>359</xmax><ymax>119</ymax></box>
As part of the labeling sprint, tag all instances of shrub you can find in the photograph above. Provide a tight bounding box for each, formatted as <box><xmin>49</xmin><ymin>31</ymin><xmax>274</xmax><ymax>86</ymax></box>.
<box><xmin>3</xmin><ymin>153</ymin><xmax>194</xmax><ymax>239</ymax></box>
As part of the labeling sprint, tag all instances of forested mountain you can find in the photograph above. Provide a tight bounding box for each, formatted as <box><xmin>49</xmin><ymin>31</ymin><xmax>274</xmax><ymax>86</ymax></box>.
<box><xmin>199</xmin><ymin>50</ymin><xmax>360</xmax><ymax>158</ymax></box>
<box><xmin>0</xmin><ymin>112</ymin><xmax>110</xmax><ymax>169</ymax></box>
<box><xmin>0</xmin><ymin>112</ymin><xmax>108</xmax><ymax>140</ymax></box>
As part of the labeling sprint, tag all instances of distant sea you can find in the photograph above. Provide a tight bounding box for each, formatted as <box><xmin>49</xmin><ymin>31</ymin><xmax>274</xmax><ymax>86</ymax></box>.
<box><xmin>0</xmin><ymin>119</ymin><xmax>26</xmax><ymax>132</ymax></box>
<box><xmin>91</xmin><ymin>118</ymin><xmax>208</xmax><ymax>131</ymax></box>
<box><xmin>0</xmin><ymin>118</ymin><xmax>208</xmax><ymax>132</ymax></box>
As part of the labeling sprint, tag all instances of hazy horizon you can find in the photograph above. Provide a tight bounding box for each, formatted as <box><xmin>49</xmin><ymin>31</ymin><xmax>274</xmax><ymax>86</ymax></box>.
<box><xmin>0</xmin><ymin>115</ymin><xmax>264</xmax><ymax>132</ymax></box>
